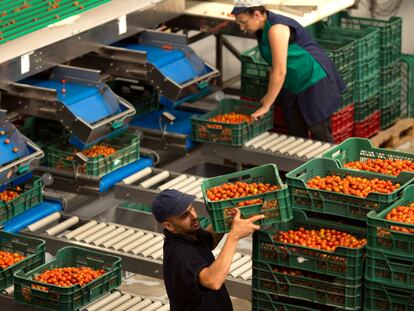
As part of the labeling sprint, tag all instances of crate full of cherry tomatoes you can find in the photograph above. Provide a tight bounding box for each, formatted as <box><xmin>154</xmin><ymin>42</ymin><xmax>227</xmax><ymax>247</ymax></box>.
<box><xmin>253</xmin><ymin>209</ymin><xmax>367</xmax><ymax>281</ymax></box>
<box><xmin>201</xmin><ymin>164</ymin><xmax>292</xmax><ymax>233</ymax></box>
<box><xmin>191</xmin><ymin>99</ymin><xmax>273</xmax><ymax>146</ymax></box>
<box><xmin>0</xmin><ymin>176</ymin><xmax>43</xmax><ymax>225</ymax></box>
<box><xmin>286</xmin><ymin>157</ymin><xmax>414</xmax><ymax>221</ymax></box>
<box><xmin>14</xmin><ymin>246</ymin><xmax>121</xmax><ymax>311</ymax></box>
<box><xmin>253</xmin><ymin>261</ymin><xmax>363</xmax><ymax>309</ymax></box>
<box><xmin>322</xmin><ymin>137</ymin><xmax>414</xmax><ymax>177</ymax></box>
<box><xmin>47</xmin><ymin>131</ymin><xmax>140</xmax><ymax>177</ymax></box>
<box><xmin>0</xmin><ymin>231</ymin><xmax>45</xmax><ymax>291</ymax></box>
<box><xmin>367</xmin><ymin>184</ymin><xmax>414</xmax><ymax>258</ymax></box>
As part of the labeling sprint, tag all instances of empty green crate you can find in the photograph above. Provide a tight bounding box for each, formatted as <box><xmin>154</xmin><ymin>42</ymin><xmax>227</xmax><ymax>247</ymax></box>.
<box><xmin>253</xmin><ymin>209</ymin><xmax>365</xmax><ymax>280</ymax></box>
<box><xmin>47</xmin><ymin>131</ymin><xmax>140</xmax><ymax>177</ymax></box>
<box><xmin>364</xmin><ymin>278</ymin><xmax>414</xmax><ymax>311</ymax></box>
<box><xmin>253</xmin><ymin>262</ymin><xmax>362</xmax><ymax>309</ymax></box>
<box><xmin>355</xmin><ymin>57</ymin><xmax>379</xmax><ymax>81</ymax></box>
<box><xmin>340</xmin><ymin>67</ymin><xmax>354</xmax><ymax>89</ymax></box>
<box><xmin>241</xmin><ymin>46</ymin><xmax>270</xmax><ymax>80</ymax></box>
<box><xmin>354</xmin><ymin>96</ymin><xmax>379</xmax><ymax>122</ymax></box>
<box><xmin>201</xmin><ymin>164</ymin><xmax>292</xmax><ymax>233</ymax></box>
<box><xmin>286</xmin><ymin>157</ymin><xmax>414</xmax><ymax>221</ymax></box>
<box><xmin>240</xmin><ymin>75</ymin><xmax>268</xmax><ymax>100</ymax></box>
<box><xmin>401</xmin><ymin>54</ymin><xmax>414</xmax><ymax>118</ymax></box>
<box><xmin>380</xmin><ymin>45</ymin><xmax>401</xmax><ymax>68</ymax></box>
<box><xmin>317</xmin><ymin>38</ymin><xmax>356</xmax><ymax>72</ymax></box>
<box><xmin>380</xmin><ymin>79</ymin><xmax>401</xmax><ymax>109</ymax></box>
<box><xmin>341</xmin><ymin>90</ymin><xmax>354</xmax><ymax>107</ymax></box>
<box><xmin>354</xmin><ymin>76</ymin><xmax>379</xmax><ymax>102</ymax></box>
<box><xmin>380</xmin><ymin>103</ymin><xmax>400</xmax><ymax>129</ymax></box>
<box><xmin>317</xmin><ymin>26</ymin><xmax>379</xmax><ymax>61</ymax></box>
<box><xmin>0</xmin><ymin>176</ymin><xmax>43</xmax><ymax>225</ymax></box>
<box><xmin>380</xmin><ymin>61</ymin><xmax>401</xmax><ymax>87</ymax></box>
<box><xmin>367</xmin><ymin>185</ymin><xmax>414</xmax><ymax>257</ymax></box>
<box><xmin>0</xmin><ymin>231</ymin><xmax>45</xmax><ymax>291</ymax></box>
<box><xmin>191</xmin><ymin>99</ymin><xmax>273</xmax><ymax>147</ymax></box>
<box><xmin>322</xmin><ymin>137</ymin><xmax>414</xmax><ymax>174</ymax></box>
<box><xmin>365</xmin><ymin>247</ymin><xmax>414</xmax><ymax>289</ymax></box>
<box><xmin>14</xmin><ymin>246</ymin><xmax>121</xmax><ymax>311</ymax></box>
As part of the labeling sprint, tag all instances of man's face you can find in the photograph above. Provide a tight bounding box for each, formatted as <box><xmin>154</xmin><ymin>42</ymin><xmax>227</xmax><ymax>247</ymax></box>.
<box><xmin>235</xmin><ymin>11</ymin><xmax>262</xmax><ymax>34</ymax></box>
<box><xmin>163</xmin><ymin>205</ymin><xmax>200</xmax><ymax>235</ymax></box>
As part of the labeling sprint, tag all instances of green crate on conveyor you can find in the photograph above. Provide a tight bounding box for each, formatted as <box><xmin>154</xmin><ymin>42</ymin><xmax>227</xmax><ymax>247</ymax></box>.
<box><xmin>253</xmin><ymin>262</ymin><xmax>363</xmax><ymax>309</ymax></box>
<box><xmin>401</xmin><ymin>54</ymin><xmax>414</xmax><ymax>118</ymax></box>
<box><xmin>317</xmin><ymin>26</ymin><xmax>380</xmax><ymax>62</ymax></box>
<box><xmin>286</xmin><ymin>158</ymin><xmax>414</xmax><ymax>221</ymax></box>
<box><xmin>0</xmin><ymin>176</ymin><xmax>43</xmax><ymax>225</ymax></box>
<box><xmin>354</xmin><ymin>76</ymin><xmax>379</xmax><ymax>102</ymax></box>
<box><xmin>191</xmin><ymin>99</ymin><xmax>273</xmax><ymax>147</ymax></box>
<box><xmin>380</xmin><ymin>103</ymin><xmax>400</xmax><ymax>129</ymax></box>
<box><xmin>47</xmin><ymin>131</ymin><xmax>140</xmax><ymax>177</ymax></box>
<box><xmin>240</xmin><ymin>75</ymin><xmax>268</xmax><ymax>100</ymax></box>
<box><xmin>379</xmin><ymin>78</ymin><xmax>401</xmax><ymax>109</ymax></box>
<box><xmin>365</xmin><ymin>246</ymin><xmax>414</xmax><ymax>289</ymax></box>
<box><xmin>354</xmin><ymin>96</ymin><xmax>379</xmax><ymax>122</ymax></box>
<box><xmin>0</xmin><ymin>0</ymin><xmax>111</xmax><ymax>44</ymax></box>
<box><xmin>241</xmin><ymin>46</ymin><xmax>270</xmax><ymax>80</ymax></box>
<box><xmin>201</xmin><ymin>164</ymin><xmax>292</xmax><ymax>233</ymax></box>
<box><xmin>317</xmin><ymin>38</ymin><xmax>356</xmax><ymax>73</ymax></box>
<box><xmin>380</xmin><ymin>61</ymin><xmax>401</xmax><ymax>87</ymax></box>
<box><xmin>322</xmin><ymin>137</ymin><xmax>414</xmax><ymax>173</ymax></box>
<box><xmin>253</xmin><ymin>209</ymin><xmax>366</xmax><ymax>280</ymax></box>
<box><xmin>367</xmin><ymin>184</ymin><xmax>414</xmax><ymax>257</ymax></box>
<box><xmin>14</xmin><ymin>246</ymin><xmax>121</xmax><ymax>311</ymax></box>
<box><xmin>0</xmin><ymin>231</ymin><xmax>45</xmax><ymax>291</ymax></box>
<box><xmin>364</xmin><ymin>278</ymin><xmax>414</xmax><ymax>311</ymax></box>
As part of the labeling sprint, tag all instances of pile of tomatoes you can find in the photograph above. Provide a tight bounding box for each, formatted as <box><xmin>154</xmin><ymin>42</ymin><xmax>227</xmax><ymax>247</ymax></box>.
<box><xmin>206</xmin><ymin>182</ymin><xmax>280</xmax><ymax>202</ymax></box>
<box><xmin>0</xmin><ymin>185</ymin><xmax>22</xmax><ymax>203</ymax></box>
<box><xmin>344</xmin><ymin>159</ymin><xmax>414</xmax><ymax>176</ymax></box>
<box><xmin>33</xmin><ymin>266</ymin><xmax>105</xmax><ymax>287</ymax></box>
<box><xmin>0</xmin><ymin>251</ymin><xmax>25</xmax><ymax>269</ymax></box>
<box><xmin>385</xmin><ymin>203</ymin><xmax>414</xmax><ymax>234</ymax></box>
<box><xmin>306</xmin><ymin>175</ymin><xmax>400</xmax><ymax>198</ymax></box>
<box><xmin>82</xmin><ymin>144</ymin><xmax>117</xmax><ymax>158</ymax></box>
<box><xmin>209</xmin><ymin>113</ymin><xmax>251</xmax><ymax>125</ymax></box>
<box><xmin>274</xmin><ymin>227</ymin><xmax>367</xmax><ymax>252</ymax></box>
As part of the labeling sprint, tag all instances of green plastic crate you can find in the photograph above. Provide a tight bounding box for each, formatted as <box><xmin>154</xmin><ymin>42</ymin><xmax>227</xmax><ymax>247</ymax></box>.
<box><xmin>400</xmin><ymin>54</ymin><xmax>414</xmax><ymax>118</ymax></box>
<box><xmin>341</xmin><ymin>90</ymin><xmax>354</xmax><ymax>108</ymax></box>
<box><xmin>354</xmin><ymin>76</ymin><xmax>379</xmax><ymax>102</ymax></box>
<box><xmin>380</xmin><ymin>46</ymin><xmax>401</xmax><ymax>68</ymax></box>
<box><xmin>201</xmin><ymin>164</ymin><xmax>292</xmax><ymax>233</ymax></box>
<box><xmin>14</xmin><ymin>246</ymin><xmax>121</xmax><ymax>311</ymax></box>
<box><xmin>354</xmin><ymin>96</ymin><xmax>379</xmax><ymax>122</ymax></box>
<box><xmin>379</xmin><ymin>78</ymin><xmax>401</xmax><ymax>109</ymax></box>
<box><xmin>252</xmin><ymin>290</ymin><xmax>349</xmax><ymax>311</ymax></box>
<box><xmin>241</xmin><ymin>46</ymin><xmax>270</xmax><ymax>80</ymax></box>
<box><xmin>0</xmin><ymin>231</ymin><xmax>45</xmax><ymax>291</ymax></box>
<box><xmin>0</xmin><ymin>176</ymin><xmax>43</xmax><ymax>225</ymax></box>
<box><xmin>380</xmin><ymin>103</ymin><xmax>400</xmax><ymax>129</ymax></box>
<box><xmin>380</xmin><ymin>61</ymin><xmax>401</xmax><ymax>87</ymax></box>
<box><xmin>240</xmin><ymin>75</ymin><xmax>268</xmax><ymax>100</ymax></box>
<box><xmin>253</xmin><ymin>262</ymin><xmax>362</xmax><ymax>309</ymax></box>
<box><xmin>47</xmin><ymin>131</ymin><xmax>140</xmax><ymax>177</ymax></box>
<box><xmin>253</xmin><ymin>209</ymin><xmax>366</xmax><ymax>280</ymax></box>
<box><xmin>322</xmin><ymin>137</ymin><xmax>414</xmax><ymax>174</ymax></box>
<box><xmin>317</xmin><ymin>26</ymin><xmax>380</xmax><ymax>61</ymax></box>
<box><xmin>364</xmin><ymin>278</ymin><xmax>414</xmax><ymax>311</ymax></box>
<box><xmin>191</xmin><ymin>99</ymin><xmax>273</xmax><ymax>147</ymax></box>
<box><xmin>317</xmin><ymin>38</ymin><xmax>356</xmax><ymax>73</ymax></box>
<box><xmin>367</xmin><ymin>185</ymin><xmax>414</xmax><ymax>257</ymax></box>
<box><xmin>340</xmin><ymin>67</ymin><xmax>354</xmax><ymax>89</ymax></box>
<box><xmin>365</xmin><ymin>246</ymin><xmax>414</xmax><ymax>289</ymax></box>
<box><xmin>286</xmin><ymin>158</ymin><xmax>414</xmax><ymax>221</ymax></box>
<box><xmin>355</xmin><ymin>57</ymin><xmax>379</xmax><ymax>81</ymax></box>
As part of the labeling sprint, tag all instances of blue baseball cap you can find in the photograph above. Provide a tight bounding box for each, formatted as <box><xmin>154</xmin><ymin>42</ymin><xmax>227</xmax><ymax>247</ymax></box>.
<box><xmin>231</xmin><ymin>0</ymin><xmax>265</xmax><ymax>15</ymax></box>
<box><xmin>152</xmin><ymin>189</ymin><xmax>196</xmax><ymax>223</ymax></box>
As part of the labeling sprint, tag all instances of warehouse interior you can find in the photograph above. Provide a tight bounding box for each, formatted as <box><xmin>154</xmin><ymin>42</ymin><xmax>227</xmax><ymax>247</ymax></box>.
<box><xmin>0</xmin><ymin>0</ymin><xmax>413</xmax><ymax>310</ymax></box>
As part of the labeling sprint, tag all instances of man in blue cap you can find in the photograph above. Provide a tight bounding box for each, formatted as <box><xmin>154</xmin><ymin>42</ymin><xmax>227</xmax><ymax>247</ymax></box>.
<box><xmin>152</xmin><ymin>189</ymin><xmax>264</xmax><ymax>311</ymax></box>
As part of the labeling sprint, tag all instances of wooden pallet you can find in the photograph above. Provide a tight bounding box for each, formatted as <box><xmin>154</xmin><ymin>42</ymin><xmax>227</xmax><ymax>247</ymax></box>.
<box><xmin>370</xmin><ymin>118</ymin><xmax>414</xmax><ymax>148</ymax></box>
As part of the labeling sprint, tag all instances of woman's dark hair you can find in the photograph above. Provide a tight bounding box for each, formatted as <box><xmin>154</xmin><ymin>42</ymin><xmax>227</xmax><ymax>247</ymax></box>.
<box><xmin>243</xmin><ymin>5</ymin><xmax>267</xmax><ymax>15</ymax></box>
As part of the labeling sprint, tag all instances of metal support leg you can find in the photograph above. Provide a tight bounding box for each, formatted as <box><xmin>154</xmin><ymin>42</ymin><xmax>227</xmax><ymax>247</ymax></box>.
<box><xmin>215</xmin><ymin>34</ymin><xmax>224</xmax><ymax>86</ymax></box>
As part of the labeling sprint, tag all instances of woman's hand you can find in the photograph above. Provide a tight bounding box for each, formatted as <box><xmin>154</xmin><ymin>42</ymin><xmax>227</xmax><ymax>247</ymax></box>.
<box><xmin>251</xmin><ymin>103</ymin><xmax>271</xmax><ymax>121</ymax></box>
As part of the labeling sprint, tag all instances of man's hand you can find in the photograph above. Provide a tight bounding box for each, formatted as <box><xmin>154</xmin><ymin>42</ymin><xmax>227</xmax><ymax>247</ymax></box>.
<box><xmin>251</xmin><ymin>105</ymin><xmax>271</xmax><ymax>121</ymax></box>
<box><xmin>229</xmin><ymin>208</ymin><xmax>264</xmax><ymax>241</ymax></box>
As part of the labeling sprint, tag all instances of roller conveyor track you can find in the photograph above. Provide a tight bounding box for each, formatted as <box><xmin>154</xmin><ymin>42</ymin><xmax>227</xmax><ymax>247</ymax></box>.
<box><xmin>23</xmin><ymin>213</ymin><xmax>252</xmax><ymax>299</ymax></box>
<box><xmin>202</xmin><ymin>132</ymin><xmax>334</xmax><ymax>172</ymax></box>
<box><xmin>115</xmin><ymin>167</ymin><xmax>208</xmax><ymax>217</ymax></box>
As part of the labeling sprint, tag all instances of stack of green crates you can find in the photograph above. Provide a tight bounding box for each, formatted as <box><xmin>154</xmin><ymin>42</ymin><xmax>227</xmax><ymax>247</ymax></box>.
<box><xmin>240</xmin><ymin>47</ymin><xmax>269</xmax><ymax>101</ymax></box>
<box><xmin>337</xmin><ymin>13</ymin><xmax>402</xmax><ymax>129</ymax></box>
<box><xmin>401</xmin><ymin>54</ymin><xmax>414</xmax><ymax>118</ymax></box>
<box><xmin>316</xmin><ymin>25</ymin><xmax>381</xmax><ymax>126</ymax></box>
<box><xmin>365</xmin><ymin>185</ymin><xmax>414</xmax><ymax>311</ymax></box>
